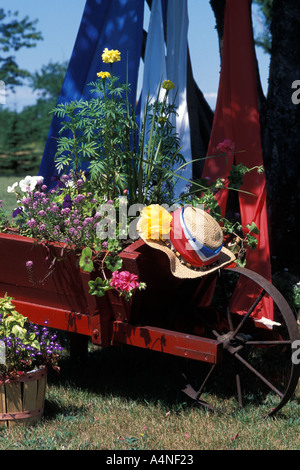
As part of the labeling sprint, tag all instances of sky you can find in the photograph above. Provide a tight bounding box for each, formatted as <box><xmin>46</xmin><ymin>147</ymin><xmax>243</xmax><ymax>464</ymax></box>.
<box><xmin>1</xmin><ymin>0</ymin><xmax>270</xmax><ymax>111</ymax></box>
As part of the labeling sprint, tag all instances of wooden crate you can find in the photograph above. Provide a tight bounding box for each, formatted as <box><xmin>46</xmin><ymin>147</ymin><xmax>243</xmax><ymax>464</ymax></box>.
<box><xmin>0</xmin><ymin>368</ymin><xmax>47</xmax><ymax>427</ymax></box>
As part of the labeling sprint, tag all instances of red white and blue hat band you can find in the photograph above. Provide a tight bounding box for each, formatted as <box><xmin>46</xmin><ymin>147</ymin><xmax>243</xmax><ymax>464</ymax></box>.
<box><xmin>169</xmin><ymin>208</ymin><xmax>223</xmax><ymax>267</ymax></box>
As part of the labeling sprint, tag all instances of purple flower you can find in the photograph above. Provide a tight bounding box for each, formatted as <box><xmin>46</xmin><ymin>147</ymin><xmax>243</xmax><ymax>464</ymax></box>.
<box><xmin>21</xmin><ymin>197</ymin><xmax>31</xmax><ymax>205</ymax></box>
<box><xmin>12</xmin><ymin>207</ymin><xmax>22</xmax><ymax>218</ymax></box>
<box><xmin>27</xmin><ymin>218</ymin><xmax>37</xmax><ymax>228</ymax></box>
<box><xmin>26</xmin><ymin>260</ymin><xmax>33</xmax><ymax>269</ymax></box>
<box><xmin>37</xmin><ymin>210</ymin><xmax>46</xmax><ymax>217</ymax></box>
<box><xmin>63</xmin><ymin>194</ymin><xmax>72</xmax><ymax>209</ymax></box>
<box><xmin>49</xmin><ymin>202</ymin><xmax>59</xmax><ymax>213</ymax></box>
<box><xmin>60</xmin><ymin>208</ymin><xmax>70</xmax><ymax>217</ymax></box>
<box><xmin>68</xmin><ymin>227</ymin><xmax>78</xmax><ymax>236</ymax></box>
<box><xmin>83</xmin><ymin>217</ymin><xmax>93</xmax><ymax>226</ymax></box>
<box><xmin>73</xmin><ymin>194</ymin><xmax>85</xmax><ymax>204</ymax></box>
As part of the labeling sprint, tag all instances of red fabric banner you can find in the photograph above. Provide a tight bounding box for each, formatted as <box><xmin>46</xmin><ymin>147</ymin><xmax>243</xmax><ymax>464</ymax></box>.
<box><xmin>201</xmin><ymin>0</ymin><xmax>273</xmax><ymax>321</ymax></box>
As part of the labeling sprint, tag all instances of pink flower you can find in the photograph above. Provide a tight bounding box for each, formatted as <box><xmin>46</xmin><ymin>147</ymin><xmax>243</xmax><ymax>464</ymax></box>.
<box><xmin>216</xmin><ymin>139</ymin><xmax>235</xmax><ymax>153</ymax></box>
<box><xmin>110</xmin><ymin>270</ymin><xmax>139</xmax><ymax>293</ymax></box>
<box><xmin>26</xmin><ymin>260</ymin><xmax>33</xmax><ymax>269</ymax></box>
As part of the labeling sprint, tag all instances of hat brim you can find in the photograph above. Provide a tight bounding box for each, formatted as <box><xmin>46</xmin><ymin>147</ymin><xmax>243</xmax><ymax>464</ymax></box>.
<box><xmin>139</xmin><ymin>236</ymin><xmax>236</xmax><ymax>279</ymax></box>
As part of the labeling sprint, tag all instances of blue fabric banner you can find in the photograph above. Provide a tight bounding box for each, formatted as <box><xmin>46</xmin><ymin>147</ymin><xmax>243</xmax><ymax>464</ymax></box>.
<box><xmin>39</xmin><ymin>0</ymin><xmax>144</xmax><ymax>186</ymax></box>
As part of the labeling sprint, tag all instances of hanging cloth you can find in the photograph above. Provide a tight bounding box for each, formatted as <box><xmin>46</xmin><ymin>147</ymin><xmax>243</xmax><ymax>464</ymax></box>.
<box><xmin>141</xmin><ymin>0</ymin><xmax>192</xmax><ymax>198</ymax></box>
<box><xmin>140</xmin><ymin>0</ymin><xmax>167</xmax><ymax>119</ymax></box>
<box><xmin>201</xmin><ymin>0</ymin><xmax>273</xmax><ymax>321</ymax></box>
<box><xmin>166</xmin><ymin>0</ymin><xmax>192</xmax><ymax>195</ymax></box>
<box><xmin>39</xmin><ymin>0</ymin><xmax>144</xmax><ymax>187</ymax></box>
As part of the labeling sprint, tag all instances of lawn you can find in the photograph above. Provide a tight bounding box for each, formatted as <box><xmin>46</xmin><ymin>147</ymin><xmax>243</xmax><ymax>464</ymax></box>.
<box><xmin>0</xmin><ymin>344</ymin><xmax>299</xmax><ymax>451</ymax></box>
<box><xmin>0</xmin><ymin>174</ymin><xmax>26</xmax><ymax>215</ymax></box>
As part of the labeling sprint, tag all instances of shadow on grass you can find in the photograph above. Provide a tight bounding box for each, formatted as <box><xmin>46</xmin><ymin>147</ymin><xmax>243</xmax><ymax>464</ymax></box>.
<box><xmin>46</xmin><ymin>344</ymin><xmax>195</xmax><ymax>412</ymax></box>
<box><xmin>44</xmin><ymin>339</ymin><xmax>295</xmax><ymax>419</ymax></box>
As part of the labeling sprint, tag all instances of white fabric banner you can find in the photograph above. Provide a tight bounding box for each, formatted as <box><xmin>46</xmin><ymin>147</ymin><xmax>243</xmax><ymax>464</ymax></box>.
<box><xmin>166</xmin><ymin>0</ymin><xmax>192</xmax><ymax>194</ymax></box>
<box><xmin>141</xmin><ymin>0</ymin><xmax>192</xmax><ymax>197</ymax></box>
<box><xmin>140</xmin><ymin>0</ymin><xmax>166</xmax><ymax>117</ymax></box>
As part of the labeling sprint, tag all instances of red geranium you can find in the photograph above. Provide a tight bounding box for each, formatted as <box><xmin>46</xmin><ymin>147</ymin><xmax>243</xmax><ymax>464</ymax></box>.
<box><xmin>216</xmin><ymin>139</ymin><xmax>235</xmax><ymax>153</ymax></box>
<box><xmin>110</xmin><ymin>270</ymin><xmax>140</xmax><ymax>293</ymax></box>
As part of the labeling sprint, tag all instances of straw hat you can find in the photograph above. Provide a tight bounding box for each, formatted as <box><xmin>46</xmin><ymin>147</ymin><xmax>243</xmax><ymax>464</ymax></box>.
<box><xmin>136</xmin><ymin>205</ymin><xmax>236</xmax><ymax>279</ymax></box>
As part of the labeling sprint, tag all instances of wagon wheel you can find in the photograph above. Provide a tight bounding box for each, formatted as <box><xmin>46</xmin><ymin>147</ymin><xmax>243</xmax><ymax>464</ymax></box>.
<box><xmin>182</xmin><ymin>266</ymin><xmax>300</xmax><ymax>417</ymax></box>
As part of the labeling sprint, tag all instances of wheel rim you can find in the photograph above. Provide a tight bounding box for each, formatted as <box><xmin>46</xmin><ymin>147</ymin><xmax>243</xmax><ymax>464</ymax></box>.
<box><xmin>184</xmin><ymin>266</ymin><xmax>300</xmax><ymax>417</ymax></box>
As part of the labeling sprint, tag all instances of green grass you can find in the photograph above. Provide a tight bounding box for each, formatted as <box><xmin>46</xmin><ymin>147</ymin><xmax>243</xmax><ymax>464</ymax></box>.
<box><xmin>0</xmin><ymin>343</ymin><xmax>299</xmax><ymax>450</ymax></box>
<box><xmin>0</xmin><ymin>174</ymin><xmax>27</xmax><ymax>216</ymax></box>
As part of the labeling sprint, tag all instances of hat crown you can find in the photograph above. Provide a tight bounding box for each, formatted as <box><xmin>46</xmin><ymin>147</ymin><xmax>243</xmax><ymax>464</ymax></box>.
<box><xmin>183</xmin><ymin>206</ymin><xmax>223</xmax><ymax>251</ymax></box>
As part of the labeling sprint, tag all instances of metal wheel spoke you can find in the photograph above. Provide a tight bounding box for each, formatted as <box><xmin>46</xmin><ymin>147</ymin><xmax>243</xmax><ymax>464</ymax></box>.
<box><xmin>195</xmin><ymin>364</ymin><xmax>216</xmax><ymax>400</ymax></box>
<box><xmin>234</xmin><ymin>358</ymin><xmax>243</xmax><ymax>407</ymax></box>
<box><xmin>234</xmin><ymin>352</ymin><xmax>284</xmax><ymax>398</ymax></box>
<box><xmin>246</xmin><ymin>340</ymin><xmax>291</xmax><ymax>346</ymax></box>
<box><xmin>231</xmin><ymin>289</ymin><xmax>266</xmax><ymax>339</ymax></box>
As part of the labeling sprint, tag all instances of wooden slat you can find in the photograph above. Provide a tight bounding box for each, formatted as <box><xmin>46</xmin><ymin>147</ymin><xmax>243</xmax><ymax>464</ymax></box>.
<box><xmin>36</xmin><ymin>375</ymin><xmax>47</xmax><ymax>411</ymax></box>
<box><xmin>0</xmin><ymin>384</ymin><xmax>7</xmax><ymax>427</ymax></box>
<box><xmin>23</xmin><ymin>380</ymin><xmax>38</xmax><ymax>426</ymax></box>
<box><xmin>5</xmin><ymin>382</ymin><xmax>22</xmax><ymax>428</ymax></box>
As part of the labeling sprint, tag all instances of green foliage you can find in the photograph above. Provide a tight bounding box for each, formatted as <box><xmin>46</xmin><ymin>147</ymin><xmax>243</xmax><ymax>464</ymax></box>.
<box><xmin>253</xmin><ymin>0</ymin><xmax>274</xmax><ymax>54</ymax></box>
<box><xmin>53</xmin><ymin>70</ymin><xmax>184</xmax><ymax>206</ymax></box>
<box><xmin>0</xmin><ymin>8</ymin><xmax>43</xmax><ymax>88</ymax></box>
<box><xmin>79</xmin><ymin>247</ymin><xmax>94</xmax><ymax>273</ymax></box>
<box><xmin>88</xmin><ymin>277</ymin><xmax>111</xmax><ymax>297</ymax></box>
<box><xmin>29</xmin><ymin>60</ymin><xmax>68</xmax><ymax>101</ymax></box>
<box><xmin>0</xmin><ymin>293</ymin><xmax>63</xmax><ymax>378</ymax></box>
<box><xmin>104</xmin><ymin>255</ymin><xmax>123</xmax><ymax>272</ymax></box>
<box><xmin>0</xmin><ymin>60</ymin><xmax>68</xmax><ymax>173</ymax></box>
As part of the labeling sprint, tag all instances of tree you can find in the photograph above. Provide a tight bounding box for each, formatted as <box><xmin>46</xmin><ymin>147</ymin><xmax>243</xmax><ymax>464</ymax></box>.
<box><xmin>0</xmin><ymin>8</ymin><xmax>43</xmax><ymax>89</ymax></box>
<box><xmin>29</xmin><ymin>60</ymin><xmax>68</xmax><ymax>101</ymax></box>
<box><xmin>252</xmin><ymin>0</ymin><xmax>273</xmax><ymax>53</ymax></box>
<box><xmin>0</xmin><ymin>60</ymin><xmax>67</xmax><ymax>173</ymax></box>
<box><xmin>209</xmin><ymin>0</ymin><xmax>300</xmax><ymax>274</ymax></box>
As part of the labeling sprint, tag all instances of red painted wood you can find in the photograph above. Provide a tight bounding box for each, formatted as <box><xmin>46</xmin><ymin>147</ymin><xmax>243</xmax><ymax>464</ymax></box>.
<box><xmin>111</xmin><ymin>321</ymin><xmax>223</xmax><ymax>364</ymax></box>
<box><xmin>12</xmin><ymin>299</ymin><xmax>91</xmax><ymax>336</ymax></box>
<box><xmin>0</xmin><ymin>233</ymin><xmax>223</xmax><ymax>364</ymax></box>
<box><xmin>0</xmin><ymin>233</ymin><xmax>139</xmax><ymax>346</ymax></box>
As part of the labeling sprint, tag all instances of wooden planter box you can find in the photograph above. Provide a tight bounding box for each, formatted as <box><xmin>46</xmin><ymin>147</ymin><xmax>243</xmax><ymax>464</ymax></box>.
<box><xmin>0</xmin><ymin>368</ymin><xmax>47</xmax><ymax>427</ymax></box>
<box><xmin>0</xmin><ymin>232</ymin><xmax>223</xmax><ymax>364</ymax></box>
<box><xmin>0</xmin><ymin>232</ymin><xmax>143</xmax><ymax>347</ymax></box>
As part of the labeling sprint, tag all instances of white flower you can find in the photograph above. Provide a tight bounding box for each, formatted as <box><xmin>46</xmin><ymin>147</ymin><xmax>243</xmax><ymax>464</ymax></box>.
<box><xmin>255</xmin><ymin>316</ymin><xmax>281</xmax><ymax>329</ymax></box>
<box><xmin>19</xmin><ymin>175</ymin><xmax>44</xmax><ymax>192</ymax></box>
<box><xmin>65</xmin><ymin>179</ymin><xmax>76</xmax><ymax>188</ymax></box>
<box><xmin>7</xmin><ymin>182</ymin><xmax>18</xmax><ymax>193</ymax></box>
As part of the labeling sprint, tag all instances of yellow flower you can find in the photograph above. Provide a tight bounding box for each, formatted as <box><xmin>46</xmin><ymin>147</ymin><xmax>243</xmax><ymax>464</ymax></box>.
<box><xmin>162</xmin><ymin>80</ymin><xmax>175</xmax><ymax>91</ymax></box>
<box><xmin>97</xmin><ymin>71</ymin><xmax>111</xmax><ymax>79</ymax></box>
<box><xmin>102</xmin><ymin>48</ymin><xmax>121</xmax><ymax>64</ymax></box>
<box><xmin>137</xmin><ymin>205</ymin><xmax>172</xmax><ymax>240</ymax></box>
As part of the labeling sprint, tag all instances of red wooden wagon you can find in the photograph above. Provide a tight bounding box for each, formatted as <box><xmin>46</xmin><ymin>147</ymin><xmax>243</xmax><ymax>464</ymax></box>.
<box><xmin>0</xmin><ymin>231</ymin><xmax>299</xmax><ymax>417</ymax></box>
